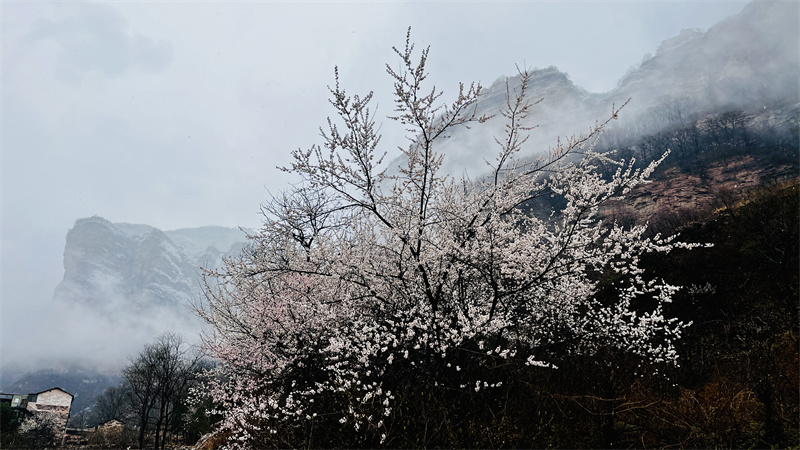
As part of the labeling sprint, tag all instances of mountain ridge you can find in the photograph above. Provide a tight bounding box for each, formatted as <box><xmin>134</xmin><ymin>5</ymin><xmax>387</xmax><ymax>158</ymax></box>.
<box><xmin>423</xmin><ymin>0</ymin><xmax>797</xmax><ymax>178</ymax></box>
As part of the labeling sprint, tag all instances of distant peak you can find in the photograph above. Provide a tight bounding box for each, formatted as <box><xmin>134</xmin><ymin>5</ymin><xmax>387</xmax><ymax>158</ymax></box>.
<box><xmin>656</xmin><ymin>28</ymin><xmax>703</xmax><ymax>54</ymax></box>
<box><xmin>74</xmin><ymin>216</ymin><xmax>113</xmax><ymax>227</ymax></box>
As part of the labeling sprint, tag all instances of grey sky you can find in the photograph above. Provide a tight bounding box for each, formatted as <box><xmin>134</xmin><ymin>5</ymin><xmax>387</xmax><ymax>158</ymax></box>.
<box><xmin>2</xmin><ymin>1</ymin><xmax>748</xmax><ymax>371</ymax></box>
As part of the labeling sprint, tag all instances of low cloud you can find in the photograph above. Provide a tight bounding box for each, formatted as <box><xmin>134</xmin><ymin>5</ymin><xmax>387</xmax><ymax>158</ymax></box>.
<box><xmin>2</xmin><ymin>294</ymin><xmax>205</xmax><ymax>384</ymax></box>
<box><xmin>25</xmin><ymin>3</ymin><xmax>173</xmax><ymax>82</ymax></box>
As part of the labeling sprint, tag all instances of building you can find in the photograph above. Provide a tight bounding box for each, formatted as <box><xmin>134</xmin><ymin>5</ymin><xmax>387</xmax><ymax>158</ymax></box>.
<box><xmin>0</xmin><ymin>387</ymin><xmax>74</xmax><ymax>443</ymax></box>
<box><xmin>96</xmin><ymin>418</ymin><xmax>125</xmax><ymax>431</ymax></box>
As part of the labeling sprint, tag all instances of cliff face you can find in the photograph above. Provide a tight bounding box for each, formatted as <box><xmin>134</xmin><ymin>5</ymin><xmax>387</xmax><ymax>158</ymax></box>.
<box><xmin>53</xmin><ymin>216</ymin><xmax>247</xmax><ymax>314</ymax></box>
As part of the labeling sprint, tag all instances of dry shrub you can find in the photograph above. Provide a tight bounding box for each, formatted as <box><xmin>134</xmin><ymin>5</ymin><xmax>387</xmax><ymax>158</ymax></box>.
<box><xmin>86</xmin><ymin>426</ymin><xmax>136</xmax><ymax>449</ymax></box>
<box><xmin>768</xmin><ymin>330</ymin><xmax>800</xmax><ymax>442</ymax></box>
<box><xmin>671</xmin><ymin>378</ymin><xmax>764</xmax><ymax>447</ymax></box>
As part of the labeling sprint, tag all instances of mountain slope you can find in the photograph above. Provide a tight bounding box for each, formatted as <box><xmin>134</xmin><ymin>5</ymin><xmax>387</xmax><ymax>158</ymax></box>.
<box><xmin>612</xmin><ymin>0</ymin><xmax>798</xmax><ymax>117</ymax></box>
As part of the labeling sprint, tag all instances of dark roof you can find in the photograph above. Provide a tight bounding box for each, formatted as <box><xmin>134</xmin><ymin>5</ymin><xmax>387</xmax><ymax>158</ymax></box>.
<box><xmin>30</xmin><ymin>387</ymin><xmax>74</xmax><ymax>398</ymax></box>
<box><xmin>0</xmin><ymin>388</ymin><xmax>74</xmax><ymax>400</ymax></box>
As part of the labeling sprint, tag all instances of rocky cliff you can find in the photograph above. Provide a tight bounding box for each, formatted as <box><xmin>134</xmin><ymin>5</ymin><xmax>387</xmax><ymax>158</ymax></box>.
<box><xmin>53</xmin><ymin>216</ymin><xmax>248</xmax><ymax>314</ymax></box>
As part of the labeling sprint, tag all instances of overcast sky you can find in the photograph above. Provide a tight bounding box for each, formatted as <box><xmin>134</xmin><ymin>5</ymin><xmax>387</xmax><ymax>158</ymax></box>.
<box><xmin>2</xmin><ymin>1</ymin><xmax>749</xmax><ymax>369</ymax></box>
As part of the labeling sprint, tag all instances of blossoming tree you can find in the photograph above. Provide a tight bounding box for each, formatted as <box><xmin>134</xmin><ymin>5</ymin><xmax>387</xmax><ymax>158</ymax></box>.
<box><xmin>198</xmin><ymin>32</ymin><xmax>696</xmax><ymax>448</ymax></box>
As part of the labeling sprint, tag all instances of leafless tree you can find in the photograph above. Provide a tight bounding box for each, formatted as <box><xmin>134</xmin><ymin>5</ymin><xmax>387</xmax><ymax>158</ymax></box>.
<box><xmin>91</xmin><ymin>385</ymin><xmax>130</xmax><ymax>425</ymax></box>
<box><xmin>123</xmin><ymin>343</ymin><xmax>159</xmax><ymax>449</ymax></box>
<box><xmin>123</xmin><ymin>333</ymin><xmax>201</xmax><ymax>449</ymax></box>
<box><xmin>151</xmin><ymin>333</ymin><xmax>201</xmax><ymax>449</ymax></box>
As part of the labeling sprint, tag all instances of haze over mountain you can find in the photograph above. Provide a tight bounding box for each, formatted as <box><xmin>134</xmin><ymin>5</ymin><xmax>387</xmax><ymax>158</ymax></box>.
<box><xmin>422</xmin><ymin>0</ymin><xmax>797</xmax><ymax>178</ymax></box>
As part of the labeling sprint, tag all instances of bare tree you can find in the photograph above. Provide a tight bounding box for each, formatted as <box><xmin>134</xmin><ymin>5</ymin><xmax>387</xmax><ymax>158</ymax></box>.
<box><xmin>91</xmin><ymin>386</ymin><xmax>130</xmax><ymax>425</ymax></box>
<box><xmin>151</xmin><ymin>333</ymin><xmax>201</xmax><ymax>449</ymax></box>
<box><xmin>123</xmin><ymin>333</ymin><xmax>200</xmax><ymax>449</ymax></box>
<box><xmin>123</xmin><ymin>343</ymin><xmax>159</xmax><ymax>449</ymax></box>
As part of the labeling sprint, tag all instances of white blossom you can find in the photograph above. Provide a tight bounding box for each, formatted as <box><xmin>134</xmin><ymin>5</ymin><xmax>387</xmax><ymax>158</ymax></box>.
<box><xmin>196</xmin><ymin>33</ymin><xmax>694</xmax><ymax>448</ymax></box>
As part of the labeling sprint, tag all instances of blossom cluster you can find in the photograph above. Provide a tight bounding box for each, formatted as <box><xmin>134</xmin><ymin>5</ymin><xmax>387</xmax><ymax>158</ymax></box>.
<box><xmin>197</xmin><ymin>35</ymin><xmax>699</xmax><ymax>448</ymax></box>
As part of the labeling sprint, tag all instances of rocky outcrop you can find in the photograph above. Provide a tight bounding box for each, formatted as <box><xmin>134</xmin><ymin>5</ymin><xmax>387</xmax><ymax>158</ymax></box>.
<box><xmin>602</xmin><ymin>155</ymin><xmax>798</xmax><ymax>227</ymax></box>
<box><xmin>53</xmin><ymin>216</ymin><xmax>247</xmax><ymax>313</ymax></box>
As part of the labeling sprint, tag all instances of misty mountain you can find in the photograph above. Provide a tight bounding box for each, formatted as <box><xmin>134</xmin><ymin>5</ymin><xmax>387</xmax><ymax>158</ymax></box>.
<box><xmin>0</xmin><ymin>218</ymin><xmax>251</xmax><ymax>408</ymax></box>
<box><xmin>53</xmin><ymin>216</ymin><xmax>249</xmax><ymax>314</ymax></box>
<box><xmin>7</xmin><ymin>0</ymin><xmax>796</xmax><ymax>422</ymax></box>
<box><xmin>417</xmin><ymin>0</ymin><xmax>797</xmax><ymax>178</ymax></box>
<box><xmin>614</xmin><ymin>0</ymin><xmax>797</xmax><ymax>116</ymax></box>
